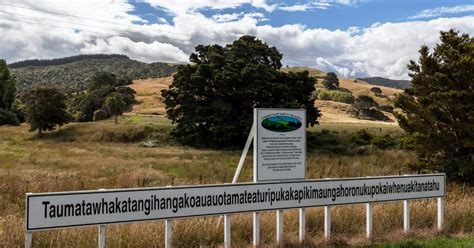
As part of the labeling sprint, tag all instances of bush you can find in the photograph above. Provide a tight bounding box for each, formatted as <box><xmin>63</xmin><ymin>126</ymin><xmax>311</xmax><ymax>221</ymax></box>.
<box><xmin>379</xmin><ymin>105</ymin><xmax>394</xmax><ymax>113</ymax></box>
<box><xmin>317</xmin><ymin>89</ymin><xmax>355</xmax><ymax>104</ymax></box>
<box><xmin>93</xmin><ymin>108</ymin><xmax>109</xmax><ymax>121</ymax></box>
<box><xmin>350</xmin><ymin>129</ymin><xmax>373</xmax><ymax>146</ymax></box>
<box><xmin>0</xmin><ymin>108</ymin><xmax>20</xmax><ymax>126</ymax></box>
<box><xmin>372</xmin><ymin>134</ymin><xmax>397</xmax><ymax>149</ymax></box>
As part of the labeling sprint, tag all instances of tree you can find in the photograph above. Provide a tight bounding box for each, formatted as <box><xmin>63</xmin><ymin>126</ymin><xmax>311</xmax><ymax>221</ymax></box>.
<box><xmin>350</xmin><ymin>95</ymin><xmax>388</xmax><ymax>121</ymax></box>
<box><xmin>395</xmin><ymin>29</ymin><xmax>474</xmax><ymax>182</ymax></box>
<box><xmin>105</xmin><ymin>93</ymin><xmax>126</xmax><ymax>124</ymax></box>
<box><xmin>370</xmin><ymin>87</ymin><xmax>382</xmax><ymax>95</ymax></box>
<box><xmin>322</xmin><ymin>72</ymin><xmax>339</xmax><ymax>89</ymax></box>
<box><xmin>24</xmin><ymin>86</ymin><xmax>70</xmax><ymax>134</ymax></box>
<box><xmin>162</xmin><ymin>36</ymin><xmax>320</xmax><ymax>148</ymax></box>
<box><xmin>0</xmin><ymin>59</ymin><xmax>19</xmax><ymax>125</ymax></box>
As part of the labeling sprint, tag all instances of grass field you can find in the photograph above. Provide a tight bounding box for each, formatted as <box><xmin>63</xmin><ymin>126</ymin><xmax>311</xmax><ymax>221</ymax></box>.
<box><xmin>0</xmin><ymin>115</ymin><xmax>472</xmax><ymax>247</ymax></box>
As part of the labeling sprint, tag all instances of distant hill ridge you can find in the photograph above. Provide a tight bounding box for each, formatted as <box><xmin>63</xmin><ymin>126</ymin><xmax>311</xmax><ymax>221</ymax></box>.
<box><xmin>10</xmin><ymin>54</ymin><xmax>179</xmax><ymax>93</ymax></box>
<box><xmin>357</xmin><ymin>77</ymin><xmax>411</xmax><ymax>89</ymax></box>
<box><xmin>9</xmin><ymin>54</ymin><xmax>129</xmax><ymax>69</ymax></box>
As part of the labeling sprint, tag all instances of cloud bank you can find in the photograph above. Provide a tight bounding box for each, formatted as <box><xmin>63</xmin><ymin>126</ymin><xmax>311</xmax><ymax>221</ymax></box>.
<box><xmin>1</xmin><ymin>0</ymin><xmax>473</xmax><ymax>79</ymax></box>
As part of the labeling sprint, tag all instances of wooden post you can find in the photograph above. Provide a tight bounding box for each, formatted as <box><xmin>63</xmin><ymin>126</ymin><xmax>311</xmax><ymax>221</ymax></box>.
<box><xmin>403</xmin><ymin>200</ymin><xmax>410</xmax><ymax>232</ymax></box>
<box><xmin>324</xmin><ymin>206</ymin><xmax>331</xmax><ymax>239</ymax></box>
<box><xmin>299</xmin><ymin>208</ymin><xmax>305</xmax><ymax>243</ymax></box>
<box><xmin>366</xmin><ymin>203</ymin><xmax>372</xmax><ymax>238</ymax></box>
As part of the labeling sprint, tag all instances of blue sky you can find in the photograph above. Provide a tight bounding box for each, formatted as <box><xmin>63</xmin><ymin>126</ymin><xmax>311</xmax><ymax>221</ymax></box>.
<box><xmin>1</xmin><ymin>0</ymin><xmax>473</xmax><ymax>79</ymax></box>
<box><xmin>131</xmin><ymin>0</ymin><xmax>474</xmax><ymax>29</ymax></box>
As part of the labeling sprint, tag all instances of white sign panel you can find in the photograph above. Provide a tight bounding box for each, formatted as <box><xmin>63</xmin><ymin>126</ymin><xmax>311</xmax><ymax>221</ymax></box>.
<box><xmin>255</xmin><ymin>108</ymin><xmax>306</xmax><ymax>181</ymax></box>
<box><xmin>26</xmin><ymin>174</ymin><xmax>444</xmax><ymax>231</ymax></box>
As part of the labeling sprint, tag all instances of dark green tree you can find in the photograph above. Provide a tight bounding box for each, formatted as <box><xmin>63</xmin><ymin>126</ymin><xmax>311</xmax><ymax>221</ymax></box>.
<box><xmin>370</xmin><ymin>87</ymin><xmax>382</xmax><ymax>95</ymax></box>
<box><xmin>351</xmin><ymin>95</ymin><xmax>388</xmax><ymax>121</ymax></box>
<box><xmin>0</xmin><ymin>59</ymin><xmax>19</xmax><ymax>125</ymax></box>
<box><xmin>162</xmin><ymin>36</ymin><xmax>320</xmax><ymax>148</ymax></box>
<box><xmin>105</xmin><ymin>93</ymin><xmax>126</xmax><ymax>124</ymax></box>
<box><xmin>24</xmin><ymin>86</ymin><xmax>70</xmax><ymax>134</ymax></box>
<box><xmin>395</xmin><ymin>29</ymin><xmax>474</xmax><ymax>182</ymax></box>
<box><xmin>322</xmin><ymin>72</ymin><xmax>339</xmax><ymax>89</ymax></box>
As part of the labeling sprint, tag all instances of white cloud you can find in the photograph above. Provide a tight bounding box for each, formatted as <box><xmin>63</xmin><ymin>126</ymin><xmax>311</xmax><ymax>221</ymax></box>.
<box><xmin>279</xmin><ymin>2</ymin><xmax>330</xmax><ymax>12</ymax></box>
<box><xmin>142</xmin><ymin>0</ymin><xmax>276</xmax><ymax>14</ymax></box>
<box><xmin>1</xmin><ymin>1</ymin><xmax>474</xmax><ymax>80</ymax></box>
<box><xmin>409</xmin><ymin>5</ymin><xmax>474</xmax><ymax>20</ymax></box>
<box><xmin>80</xmin><ymin>36</ymin><xmax>189</xmax><ymax>63</ymax></box>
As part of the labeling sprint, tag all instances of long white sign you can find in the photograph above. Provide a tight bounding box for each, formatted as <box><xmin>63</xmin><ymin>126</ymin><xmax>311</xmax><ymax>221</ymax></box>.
<box><xmin>26</xmin><ymin>174</ymin><xmax>445</xmax><ymax>231</ymax></box>
<box><xmin>255</xmin><ymin>108</ymin><xmax>306</xmax><ymax>181</ymax></box>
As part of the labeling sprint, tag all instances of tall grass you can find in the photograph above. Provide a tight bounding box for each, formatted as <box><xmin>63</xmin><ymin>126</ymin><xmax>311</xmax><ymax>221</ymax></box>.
<box><xmin>0</xmin><ymin>116</ymin><xmax>472</xmax><ymax>247</ymax></box>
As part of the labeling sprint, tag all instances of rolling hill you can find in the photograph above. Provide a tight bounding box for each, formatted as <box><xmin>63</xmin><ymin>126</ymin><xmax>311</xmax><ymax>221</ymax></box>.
<box><xmin>357</xmin><ymin>77</ymin><xmax>411</xmax><ymax>89</ymax></box>
<box><xmin>129</xmin><ymin>67</ymin><xmax>402</xmax><ymax>125</ymax></box>
<box><xmin>9</xmin><ymin>54</ymin><xmax>179</xmax><ymax>93</ymax></box>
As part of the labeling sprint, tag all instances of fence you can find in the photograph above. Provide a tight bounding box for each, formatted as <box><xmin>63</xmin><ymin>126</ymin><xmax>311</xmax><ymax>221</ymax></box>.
<box><xmin>25</xmin><ymin>174</ymin><xmax>445</xmax><ymax>248</ymax></box>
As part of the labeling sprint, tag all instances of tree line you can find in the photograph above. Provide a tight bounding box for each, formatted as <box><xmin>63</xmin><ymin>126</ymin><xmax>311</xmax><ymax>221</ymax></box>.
<box><xmin>0</xmin><ymin>61</ymin><xmax>133</xmax><ymax>132</ymax></box>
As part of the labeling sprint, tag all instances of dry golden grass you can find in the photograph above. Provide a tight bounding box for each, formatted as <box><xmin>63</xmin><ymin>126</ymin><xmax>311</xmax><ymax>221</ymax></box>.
<box><xmin>0</xmin><ymin>116</ymin><xmax>472</xmax><ymax>247</ymax></box>
<box><xmin>128</xmin><ymin>77</ymin><xmax>173</xmax><ymax>116</ymax></box>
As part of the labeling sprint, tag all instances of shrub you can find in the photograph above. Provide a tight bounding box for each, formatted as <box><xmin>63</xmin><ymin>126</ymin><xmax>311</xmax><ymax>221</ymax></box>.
<box><xmin>0</xmin><ymin>108</ymin><xmax>20</xmax><ymax>126</ymax></box>
<box><xmin>372</xmin><ymin>134</ymin><xmax>397</xmax><ymax>149</ymax></box>
<box><xmin>93</xmin><ymin>108</ymin><xmax>109</xmax><ymax>121</ymax></box>
<box><xmin>317</xmin><ymin>89</ymin><xmax>355</xmax><ymax>104</ymax></box>
<box><xmin>379</xmin><ymin>105</ymin><xmax>394</xmax><ymax>113</ymax></box>
<box><xmin>350</xmin><ymin>129</ymin><xmax>373</xmax><ymax>146</ymax></box>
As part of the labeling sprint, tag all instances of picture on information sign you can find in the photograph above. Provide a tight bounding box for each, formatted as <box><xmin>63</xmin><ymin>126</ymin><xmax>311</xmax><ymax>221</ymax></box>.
<box><xmin>261</xmin><ymin>115</ymin><xmax>302</xmax><ymax>132</ymax></box>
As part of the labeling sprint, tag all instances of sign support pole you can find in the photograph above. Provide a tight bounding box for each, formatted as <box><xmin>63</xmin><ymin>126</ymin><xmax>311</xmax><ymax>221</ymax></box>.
<box><xmin>252</xmin><ymin>111</ymin><xmax>260</xmax><ymax>247</ymax></box>
<box><xmin>165</xmin><ymin>220</ymin><xmax>172</xmax><ymax>248</ymax></box>
<box><xmin>366</xmin><ymin>203</ymin><xmax>372</xmax><ymax>238</ymax></box>
<box><xmin>98</xmin><ymin>189</ymin><xmax>106</xmax><ymax>248</ymax></box>
<box><xmin>276</xmin><ymin>210</ymin><xmax>283</xmax><ymax>244</ymax></box>
<box><xmin>98</xmin><ymin>225</ymin><xmax>106</xmax><ymax>248</ymax></box>
<box><xmin>437</xmin><ymin>197</ymin><xmax>444</xmax><ymax>230</ymax></box>
<box><xmin>403</xmin><ymin>200</ymin><xmax>410</xmax><ymax>232</ymax></box>
<box><xmin>24</xmin><ymin>232</ymin><xmax>32</xmax><ymax>248</ymax></box>
<box><xmin>25</xmin><ymin>192</ymin><xmax>32</xmax><ymax>248</ymax></box>
<box><xmin>224</xmin><ymin>215</ymin><xmax>231</xmax><ymax>248</ymax></box>
<box><xmin>324</xmin><ymin>206</ymin><xmax>331</xmax><ymax>239</ymax></box>
<box><xmin>299</xmin><ymin>208</ymin><xmax>305</xmax><ymax>243</ymax></box>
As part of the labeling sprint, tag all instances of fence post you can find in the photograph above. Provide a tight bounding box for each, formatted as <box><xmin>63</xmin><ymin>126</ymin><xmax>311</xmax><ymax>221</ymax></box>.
<box><xmin>366</xmin><ymin>203</ymin><xmax>372</xmax><ymax>238</ymax></box>
<box><xmin>299</xmin><ymin>208</ymin><xmax>305</xmax><ymax>243</ymax></box>
<box><xmin>276</xmin><ymin>210</ymin><xmax>283</xmax><ymax>244</ymax></box>
<box><xmin>437</xmin><ymin>197</ymin><xmax>444</xmax><ymax>230</ymax></box>
<box><xmin>403</xmin><ymin>200</ymin><xmax>410</xmax><ymax>232</ymax></box>
<box><xmin>165</xmin><ymin>219</ymin><xmax>172</xmax><ymax>248</ymax></box>
<box><xmin>324</xmin><ymin>206</ymin><xmax>331</xmax><ymax>239</ymax></box>
<box><xmin>224</xmin><ymin>215</ymin><xmax>231</xmax><ymax>248</ymax></box>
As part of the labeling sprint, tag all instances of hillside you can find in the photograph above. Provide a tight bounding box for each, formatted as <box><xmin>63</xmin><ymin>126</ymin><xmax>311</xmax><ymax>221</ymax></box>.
<box><xmin>129</xmin><ymin>67</ymin><xmax>402</xmax><ymax>125</ymax></box>
<box><xmin>10</xmin><ymin>55</ymin><xmax>179</xmax><ymax>93</ymax></box>
<box><xmin>357</xmin><ymin>77</ymin><xmax>411</xmax><ymax>89</ymax></box>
